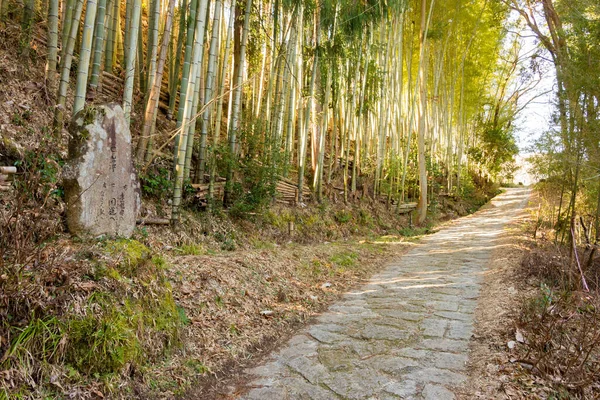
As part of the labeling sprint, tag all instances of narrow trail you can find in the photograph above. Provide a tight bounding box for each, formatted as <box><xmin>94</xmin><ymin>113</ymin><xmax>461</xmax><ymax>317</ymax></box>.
<box><xmin>233</xmin><ymin>188</ymin><xmax>531</xmax><ymax>400</ymax></box>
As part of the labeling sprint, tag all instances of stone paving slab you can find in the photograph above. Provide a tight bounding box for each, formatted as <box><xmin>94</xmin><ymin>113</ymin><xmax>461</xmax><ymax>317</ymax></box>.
<box><xmin>235</xmin><ymin>188</ymin><xmax>530</xmax><ymax>400</ymax></box>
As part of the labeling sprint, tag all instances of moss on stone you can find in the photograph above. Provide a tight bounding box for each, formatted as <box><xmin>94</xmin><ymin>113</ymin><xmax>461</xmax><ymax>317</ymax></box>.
<box><xmin>104</xmin><ymin>239</ymin><xmax>151</xmax><ymax>277</ymax></box>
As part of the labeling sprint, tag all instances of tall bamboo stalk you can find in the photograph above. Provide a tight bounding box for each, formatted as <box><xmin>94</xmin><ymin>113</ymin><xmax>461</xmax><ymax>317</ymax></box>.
<box><xmin>209</xmin><ymin>0</ymin><xmax>234</xmax><ymax>199</ymax></box>
<box><xmin>145</xmin><ymin>0</ymin><xmax>161</xmax><ymax>106</ymax></box>
<box><xmin>168</xmin><ymin>0</ymin><xmax>187</xmax><ymax>118</ymax></box>
<box><xmin>172</xmin><ymin>0</ymin><xmax>209</xmax><ymax>222</ymax></box>
<box><xmin>73</xmin><ymin>0</ymin><xmax>98</xmax><ymax>115</ymax></box>
<box><xmin>182</xmin><ymin>0</ymin><xmax>211</xmax><ymax>180</ymax></box>
<box><xmin>299</xmin><ymin>5</ymin><xmax>319</xmax><ymax>200</ymax></box>
<box><xmin>223</xmin><ymin>0</ymin><xmax>252</xmax><ymax>206</ymax></box>
<box><xmin>136</xmin><ymin>0</ymin><xmax>176</xmax><ymax>163</ymax></box>
<box><xmin>122</xmin><ymin>0</ymin><xmax>142</xmax><ymax>125</ymax></box>
<box><xmin>88</xmin><ymin>0</ymin><xmax>107</xmax><ymax>92</ymax></box>
<box><xmin>54</xmin><ymin>0</ymin><xmax>84</xmax><ymax>134</ymax></box>
<box><xmin>104</xmin><ymin>0</ymin><xmax>117</xmax><ymax>72</ymax></box>
<box><xmin>172</xmin><ymin>0</ymin><xmax>199</xmax><ymax>168</ymax></box>
<box><xmin>45</xmin><ymin>0</ymin><xmax>59</xmax><ymax>85</ymax></box>
<box><xmin>197</xmin><ymin>0</ymin><xmax>222</xmax><ymax>181</ymax></box>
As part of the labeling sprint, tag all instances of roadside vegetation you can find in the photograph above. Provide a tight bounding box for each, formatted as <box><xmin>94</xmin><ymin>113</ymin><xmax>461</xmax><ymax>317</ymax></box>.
<box><xmin>502</xmin><ymin>0</ymin><xmax>600</xmax><ymax>397</ymax></box>
<box><xmin>0</xmin><ymin>0</ymin><xmax>530</xmax><ymax>397</ymax></box>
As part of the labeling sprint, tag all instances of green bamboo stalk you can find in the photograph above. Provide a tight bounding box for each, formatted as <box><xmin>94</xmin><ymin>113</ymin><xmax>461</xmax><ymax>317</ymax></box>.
<box><xmin>45</xmin><ymin>0</ymin><xmax>60</xmax><ymax>85</ymax></box>
<box><xmin>299</xmin><ymin>7</ymin><xmax>319</xmax><ymax>200</ymax></box>
<box><xmin>104</xmin><ymin>0</ymin><xmax>117</xmax><ymax>72</ymax></box>
<box><xmin>53</xmin><ymin>0</ymin><xmax>84</xmax><ymax>134</ymax></box>
<box><xmin>61</xmin><ymin>0</ymin><xmax>76</xmax><ymax>53</ymax></box>
<box><xmin>172</xmin><ymin>0</ymin><xmax>209</xmax><ymax>222</ymax></box>
<box><xmin>21</xmin><ymin>0</ymin><xmax>36</xmax><ymax>57</ymax></box>
<box><xmin>137</xmin><ymin>9</ymin><xmax>145</xmax><ymax>91</ymax></box>
<box><xmin>88</xmin><ymin>0</ymin><xmax>107</xmax><ymax>91</ymax></box>
<box><xmin>115</xmin><ymin>1</ymin><xmax>124</xmax><ymax>66</ymax></box>
<box><xmin>168</xmin><ymin>0</ymin><xmax>187</xmax><ymax>118</ymax></box>
<box><xmin>122</xmin><ymin>0</ymin><xmax>141</xmax><ymax>125</ymax></box>
<box><xmin>223</xmin><ymin>0</ymin><xmax>252</xmax><ymax>206</ymax></box>
<box><xmin>73</xmin><ymin>0</ymin><xmax>98</xmax><ymax>115</ymax></box>
<box><xmin>315</xmin><ymin>70</ymin><xmax>330</xmax><ymax>202</ymax></box>
<box><xmin>145</xmin><ymin>0</ymin><xmax>161</xmax><ymax>107</ymax></box>
<box><xmin>182</xmin><ymin>0</ymin><xmax>210</xmax><ymax>180</ymax></box>
<box><xmin>197</xmin><ymin>0</ymin><xmax>222</xmax><ymax>181</ymax></box>
<box><xmin>123</xmin><ymin>0</ymin><xmax>133</xmax><ymax>67</ymax></box>
<box><xmin>136</xmin><ymin>0</ymin><xmax>176</xmax><ymax>162</ymax></box>
<box><xmin>283</xmin><ymin>22</ymin><xmax>298</xmax><ymax>177</ymax></box>
<box><xmin>208</xmin><ymin>0</ymin><xmax>234</xmax><ymax>199</ymax></box>
<box><xmin>352</xmin><ymin>28</ymin><xmax>371</xmax><ymax>194</ymax></box>
<box><xmin>172</xmin><ymin>0</ymin><xmax>198</xmax><ymax>167</ymax></box>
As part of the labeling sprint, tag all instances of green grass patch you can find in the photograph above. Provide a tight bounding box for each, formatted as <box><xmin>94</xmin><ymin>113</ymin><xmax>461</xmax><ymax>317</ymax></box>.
<box><xmin>329</xmin><ymin>251</ymin><xmax>358</xmax><ymax>269</ymax></box>
<box><xmin>176</xmin><ymin>243</ymin><xmax>206</xmax><ymax>255</ymax></box>
<box><xmin>334</xmin><ymin>210</ymin><xmax>352</xmax><ymax>224</ymax></box>
<box><xmin>1</xmin><ymin>240</ymin><xmax>183</xmax><ymax>397</ymax></box>
<box><xmin>398</xmin><ymin>226</ymin><xmax>431</xmax><ymax>237</ymax></box>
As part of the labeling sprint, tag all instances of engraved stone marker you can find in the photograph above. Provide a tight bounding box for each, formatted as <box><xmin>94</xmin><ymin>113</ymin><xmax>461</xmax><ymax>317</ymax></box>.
<box><xmin>63</xmin><ymin>103</ymin><xmax>141</xmax><ymax>238</ymax></box>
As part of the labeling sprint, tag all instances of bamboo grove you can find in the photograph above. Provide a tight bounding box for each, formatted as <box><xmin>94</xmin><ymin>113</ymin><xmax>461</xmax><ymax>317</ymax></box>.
<box><xmin>4</xmin><ymin>0</ymin><xmax>522</xmax><ymax>223</ymax></box>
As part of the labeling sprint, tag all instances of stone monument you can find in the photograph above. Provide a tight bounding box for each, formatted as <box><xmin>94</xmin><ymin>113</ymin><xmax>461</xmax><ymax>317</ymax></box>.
<box><xmin>63</xmin><ymin>103</ymin><xmax>141</xmax><ymax>238</ymax></box>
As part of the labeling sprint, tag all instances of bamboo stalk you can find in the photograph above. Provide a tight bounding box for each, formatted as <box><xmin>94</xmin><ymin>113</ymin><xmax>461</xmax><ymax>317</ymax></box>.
<box><xmin>73</xmin><ymin>0</ymin><xmax>98</xmax><ymax>115</ymax></box>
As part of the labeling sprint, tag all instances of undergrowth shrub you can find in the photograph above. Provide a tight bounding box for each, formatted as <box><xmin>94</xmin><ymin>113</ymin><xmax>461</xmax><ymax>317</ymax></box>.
<box><xmin>517</xmin><ymin>285</ymin><xmax>600</xmax><ymax>397</ymax></box>
<box><xmin>334</xmin><ymin>210</ymin><xmax>352</xmax><ymax>224</ymax></box>
<box><xmin>139</xmin><ymin>164</ymin><xmax>173</xmax><ymax>199</ymax></box>
<box><xmin>518</xmin><ymin>233</ymin><xmax>600</xmax><ymax>397</ymax></box>
<box><xmin>330</xmin><ymin>251</ymin><xmax>358</xmax><ymax>269</ymax></box>
<box><xmin>227</xmin><ymin>153</ymin><xmax>278</xmax><ymax>218</ymax></box>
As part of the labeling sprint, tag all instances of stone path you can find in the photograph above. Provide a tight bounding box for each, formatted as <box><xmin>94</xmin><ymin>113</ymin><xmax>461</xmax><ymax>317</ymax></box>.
<box><xmin>236</xmin><ymin>188</ymin><xmax>530</xmax><ymax>400</ymax></box>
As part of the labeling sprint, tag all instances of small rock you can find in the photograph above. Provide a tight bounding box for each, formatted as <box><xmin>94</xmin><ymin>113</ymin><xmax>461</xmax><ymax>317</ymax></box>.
<box><xmin>260</xmin><ymin>310</ymin><xmax>274</xmax><ymax>316</ymax></box>
<box><xmin>515</xmin><ymin>329</ymin><xmax>525</xmax><ymax>343</ymax></box>
<box><xmin>321</xmin><ymin>282</ymin><xmax>332</xmax><ymax>289</ymax></box>
<box><xmin>507</xmin><ymin>340</ymin><xmax>516</xmax><ymax>349</ymax></box>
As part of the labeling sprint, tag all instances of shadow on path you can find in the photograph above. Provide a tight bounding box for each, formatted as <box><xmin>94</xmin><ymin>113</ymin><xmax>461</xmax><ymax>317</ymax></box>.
<box><xmin>232</xmin><ymin>188</ymin><xmax>531</xmax><ymax>400</ymax></box>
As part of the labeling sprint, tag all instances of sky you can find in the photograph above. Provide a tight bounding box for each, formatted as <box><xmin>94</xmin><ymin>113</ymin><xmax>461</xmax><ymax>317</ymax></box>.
<box><xmin>510</xmin><ymin>15</ymin><xmax>556</xmax><ymax>154</ymax></box>
<box><xmin>505</xmin><ymin>18</ymin><xmax>556</xmax><ymax>184</ymax></box>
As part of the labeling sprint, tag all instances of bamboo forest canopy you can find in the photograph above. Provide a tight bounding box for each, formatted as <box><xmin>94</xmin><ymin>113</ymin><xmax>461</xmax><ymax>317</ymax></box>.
<box><xmin>10</xmin><ymin>0</ymin><xmax>525</xmax><ymax>223</ymax></box>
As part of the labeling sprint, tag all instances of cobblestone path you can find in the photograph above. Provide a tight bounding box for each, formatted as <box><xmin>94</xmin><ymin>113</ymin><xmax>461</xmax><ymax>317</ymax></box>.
<box><xmin>236</xmin><ymin>188</ymin><xmax>530</xmax><ymax>400</ymax></box>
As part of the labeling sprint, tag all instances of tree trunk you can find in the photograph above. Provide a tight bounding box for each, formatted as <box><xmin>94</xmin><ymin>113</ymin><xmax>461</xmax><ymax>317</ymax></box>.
<box><xmin>172</xmin><ymin>0</ymin><xmax>198</xmax><ymax>170</ymax></box>
<box><xmin>104</xmin><ymin>0</ymin><xmax>118</xmax><ymax>73</ymax></box>
<box><xmin>182</xmin><ymin>0</ymin><xmax>211</xmax><ymax>180</ymax></box>
<box><xmin>416</xmin><ymin>0</ymin><xmax>428</xmax><ymax>224</ymax></box>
